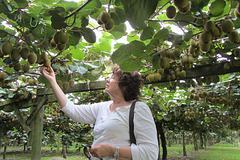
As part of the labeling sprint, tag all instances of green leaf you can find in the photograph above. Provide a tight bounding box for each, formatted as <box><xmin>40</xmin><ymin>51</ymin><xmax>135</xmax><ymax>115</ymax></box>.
<box><xmin>148</xmin><ymin>21</ymin><xmax>161</xmax><ymax>31</ymax></box>
<box><xmin>175</xmin><ymin>12</ymin><xmax>195</xmax><ymax>26</ymax></box>
<box><xmin>110</xmin><ymin>23</ymin><xmax>127</xmax><ymax>39</ymax></box>
<box><xmin>210</xmin><ymin>0</ymin><xmax>226</xmax><ymax>17</ymax></box>
<box><xmin>68</xmin><ymin>27</ymin><xmax>82</xmax><ymax>46</ymax></box>
<box><xmin>140</xmin><ymin>27</ymin><xmax>154</xmax><ymax>41</ymax></box>
<box><xmin>68</xmin><ymin>64</ymin><xmax>88</xmax><ymax>74</ymax></box>
<box><xmin>110</xmin><ymin>8</ymin><xmax>126</xmax><ymax>25</ymax></box>
<box><xmin>80</xmin><ymin>28</ymin><xmax>96</xmax><ymax>43</ymax></box>
<box><xmin>119</xmin><ymin>58</ymin><xmax>142</xmax><ymax>72</ymax></box>
<box><xmin>51</xmin><ymin>13</ymin><xmax>67</xmax><ymax>29</ymax></box>
<box><xmin>120</xmin><ymin>0</ymin><xmax>158</xmax><ymax>29</ymax></box>
<box><xmin>14</xmin><ymin>0</ymin><xmax>28</xmax><ymax>8</ymax></box>
<box><xmin>154</xmin><ymin>28</ymin><xmax>169</xmax><ymax>41</ymax></box>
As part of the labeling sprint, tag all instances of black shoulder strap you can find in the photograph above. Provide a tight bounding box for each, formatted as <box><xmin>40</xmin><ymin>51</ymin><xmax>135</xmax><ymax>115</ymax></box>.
<box><xmin>129</xmin><ymin>100</ymin><xmax>137</xmax><ymax>145</ymax></box>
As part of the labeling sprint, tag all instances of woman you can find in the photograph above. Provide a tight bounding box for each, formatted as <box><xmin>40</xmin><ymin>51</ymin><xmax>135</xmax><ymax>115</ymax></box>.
<box><xmin>41</xmin><ymin>65</ymin><xmax>159</xmax><ymax>160</ymax></box>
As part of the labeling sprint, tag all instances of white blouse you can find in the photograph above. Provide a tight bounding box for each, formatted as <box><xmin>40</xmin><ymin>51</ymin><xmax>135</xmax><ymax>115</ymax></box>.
<box><xmin>61</xmin><ymin>100</ymin><xmax>159</xmax><ymax>160</ymax></box>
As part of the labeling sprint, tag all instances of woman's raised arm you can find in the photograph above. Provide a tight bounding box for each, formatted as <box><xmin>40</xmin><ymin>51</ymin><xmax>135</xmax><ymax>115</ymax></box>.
<box><xmin>40</xmin><ymin>66</ymin><xmax>67</xmax><ymax>108</ymax></box>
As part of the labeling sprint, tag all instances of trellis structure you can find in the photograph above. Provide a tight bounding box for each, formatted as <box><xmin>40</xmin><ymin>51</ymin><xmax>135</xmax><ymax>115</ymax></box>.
<box><xmin>0</xmin><ymin>61</ymin><xmax>240</xmax><ymax>159</ymax></box>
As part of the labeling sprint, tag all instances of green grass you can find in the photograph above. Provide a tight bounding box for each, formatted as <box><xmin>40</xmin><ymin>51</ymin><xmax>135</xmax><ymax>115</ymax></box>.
<box><xmin>197</xmin><ymin>143</ymin><xmax>240</xmax><ymax>160</ymax></box>
<box><xmin>1</xmin><ymin>142</ymin><xmax>240</xmax><ymax>160</ymax></box>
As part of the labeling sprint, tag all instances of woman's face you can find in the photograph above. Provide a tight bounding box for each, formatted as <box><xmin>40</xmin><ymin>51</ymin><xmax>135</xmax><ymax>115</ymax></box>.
<box><xmin>105</xmin><ymin>74</ymin><xmax>121</xmax><ymax>96</ymax></box>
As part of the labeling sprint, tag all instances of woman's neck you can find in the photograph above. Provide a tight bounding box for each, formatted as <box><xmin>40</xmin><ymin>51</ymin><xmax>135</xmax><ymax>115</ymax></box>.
<box><xmin>110</xmin><ymin>98</ymin><xmax>134</xmax><ymax>111</ymax></box>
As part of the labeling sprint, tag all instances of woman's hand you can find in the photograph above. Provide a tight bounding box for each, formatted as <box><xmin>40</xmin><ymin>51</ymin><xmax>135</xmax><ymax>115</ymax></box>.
<box><xmin>89</xmin><ymin>143</ymin><xmax>115</xmax><ymax>159</ymax></box>
<box><xmin>40</xmin><ymin>66</ymin><xmax>56</xmax><ymax>85</ymax></box>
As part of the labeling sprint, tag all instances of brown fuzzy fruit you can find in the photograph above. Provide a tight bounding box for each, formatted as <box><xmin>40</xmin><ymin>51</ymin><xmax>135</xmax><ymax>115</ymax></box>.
<box><xmin>204</xmin><ymin>20</ymin><xmax>215</xmax><ymax>32</ymax></box>
<box><xmin>200</xmin><ymin>31</ymin><xmax>212</xmax><ymax>44</ymax></box>
<box><xmin>200</xmin><ymin>42</ymin><xmax>211</xmax><ymax>52</ymax></box>
<box><xmin>20</xmin><ymin>47</ymin><xmax>30</xmax><ymax>60</ymax></box>
<box><xmin>58</xmin><ymin>31</ymin><xmax>69</xmax><ymax>44</ymax></box>
<box><xmin>105</xmin><ymin>19</ymin><xmax>114</xmax><ymax>31</ymax></box>
<box><xmin>57</xmin><ymin>43</ymin><xmax>66</xmax><ymax>51</ymax></box>
<box><xmin>10</xmin><ymin>47</ymin><xmax>20</xmax><ymax>60</ymax></box>
<box><xmin>166</xmin><ymin>6</ymin><xmax>177</xmax><ymax>19</ymax></box>
<box><xmin>0</xmin><ymin>71</ymin><xmax>7</xmax><ymax>80</ymax></box>
<box><xmin>99</xmin><ymin>11</ymin><xmax>111</xmax><ymax>24</ymax></box>
<box><xmin>22</xmin><ymin>62</ymin><xmax>30</xmax><ymax>72</ymax></box>
<box><xmin>50</xmin><ymin>38</ymin><xmax>57</xmax><ymax>48</ymax></box>
<box><xmin>228</xmin><ymin>30</ymin><xmax>240</xmax><ymax>43</ymax></box>
<box><xmin>1</xmin><ymin>41</ymin><xmax>13</xmax><ymax>55</ymax></box>
<box><xmin>178</xmin><ymin>2</ymin><xmax>190</xmax><ymax>14</ymax></box>
<box><xmin>63</xmin><ymin>82</ymin><xmax>69</xmax><ymax>90</ymax></box>
<box><xmin>173</xmin><ymin>0</ymin><xmax>189</xmax><ymax>8</ymax></box>
<box><xmin>222</xmin><ymin>19</ymin><xmax>234</xmax><ymax>33</ymax></box>
<box><xmin>14</xmin><ymin>63</ymin><xmax>22</xmax><ymax>71</ymax></box>
<box><xmin>69</xmin><ymin>80</ymin><xmax>74</xmax><ymax>88</ymax></box>
<box><xmin>44</xmin><ymin>59</ymin><xmax>51</xmax><ymax>67</ymax></box>
<box><xmin>28</xmin><ymin>53</ymin><xmax>37</xmax><ymax>64</ymax></box>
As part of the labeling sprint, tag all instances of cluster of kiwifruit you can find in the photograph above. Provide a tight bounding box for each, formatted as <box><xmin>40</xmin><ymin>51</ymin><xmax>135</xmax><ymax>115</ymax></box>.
<box><xmin>97</xmin><ymin>11</ymin><xmax>114</xmax><ymax>31</ymax></box>
<box><xmin>165</xmin><ymin>48</ymin><xmax>182</xmax><ymax>60</ymax></box>
<box><xmin>221</xmin><ymin>19</ymin><xmax>240</xmax><ymax>43</ymax></box>
<box><xmin>199</xmin><ymin>20</ymin><xmax>222</xmax><ymax>52</ymax></box>
<box><xmin>234</xmin><ymin>2</ymin><xmax>240</xmax><ymax>18</ymax></box>
<box><xmin>57</xmin><ymin>79</ymin><xmax>74</xmax><ymax>90</ymax></box>
<box><xmin>188</xmin><ymin>39</ymin><xmax>201</xmax><ymax>57</ymax></box>
<box><xmin>166</xmin><ymin>67</ymin><xmax>187</xmax><ymax>81</ymax></box>
<box><xmin>146</xmin><ymin>72</ymin><xmax>162</xmax><ymax>82</ymax></box>
<box><xmin>37</xmin><ymin>52</ymin><xmax>51</xmax><ymax>67</ymax></box>
<box><xmin>195</xmin><ymin>76</ymin><xmax>214</xmax><ymax>86</ymax></box>
<box><xmin>173</xmin><ymin>0</ymin><xmax>191</xmax><ymax>14</ymax></box>
<box><xmin>50</xmin><ymin>30</ymin><xmax>69</xmax><ymax>51</ymax></box>
<box><xmin>181</xmin><ymin>54</ymin><xmax>194</xmax><ymax>69</ymax></box>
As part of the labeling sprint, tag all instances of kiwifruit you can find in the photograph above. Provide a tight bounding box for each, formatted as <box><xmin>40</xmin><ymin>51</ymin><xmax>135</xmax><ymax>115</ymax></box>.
<box><xmin>50</xmin><ymin>38</ymin><xmax>57</xmax><ymax>48</ymax></box>
<box><xmin>41</xmin><ymin>52</ymin><xmax>48</xmax><ymax>61</ymax></box>
<box><xmin>28</xmin><ymin>52</ymin><xmax>37</xmax><ymax>64</ymax></box>
<box><xmin>99</xmin><ymin>11</ymin><xmax>111</xmax><ymax>24</ymax></box>
<box><xmin>22</xmin><ymin>62</ymin><xmax>30</xmax><ymax>72</ymax></box>
<box><xmin>105</xmin><ymin>19</ymin><xmax>114</xmax><ymax>31</ymax></box>
<box><xmin>0</xmin><ymin>71</ymin><xmax>7</xmax><ymax>80</ymax></box>
<box><xmin>222</xmin><ymin>19</ymin><xmax>234</xmax><ymax>33</ymax></box>
<box><xmin>211</xmin><ymin>27</ymin><xmax>220</xmax><ymax>40</ymax></box>
<box><xmin>57</xmin><ymin>80</ymin><xmax>63</xmax><ymax>88</ymax></box>
<box><xmin>188</xmin><ymin>55</ymin><xmax>194</xmax><ymax>64</ymax></box>
<box><xmin>173</xmin><ymin>0</ymin><xmax>189</xmax><ymax>8</ymax></box>
<box><xmin>10</xmin><ymin>47</ymin><xmax>20</xmax><ymax>60</ymax></box>
<box><xmin>97</xmin><ymin>15</ymin><xmax>104</xmax><ymax>25</ymax></box>
<box><xmin>160</xmin><ymin>57</ymin><xmax>170</xmax><ymax>69</ymax></box>
<box><xmin>28</xmin><ymin>78</ymin><xmax>36</xmax><ymax>85</ymax></box>
<box><xmin>228</xmin><ymin>30</ymin><xmax>240</xmax><ymax>43</ymax></box>
<box><xmin>44</xmin><ymin>59</ymin><xmax>51</xmax><ymax>67</ymax></box>
<box><xmin>190</xmin><ymin>39</ymin><xmax>197</xmax><ymax>47</ymax></box>
<box><xmin>57</xmin><ymin>43</ymin><xmax>66</xmax><ymax>51</ymax></box>
<box><xmin>199</xmin><ymin>31</ymin><xmax>212</xmax><ymax>44</ymax></box>
<box><xmin>1</xmin><ymin>41</ymin><xmax>13</xmax><ymax>55</ymax></box>
<box><xmin>166</xmin><ymin>6</ymin><xmax>177</xmax><ymax>19</ymax></box>
<box><xmin>233</xmin><ymin>49</ymin><xmax>240</xmax><ymax>57</ymax></box>
<box><xmin>22</xmin><ymin>76</ymin><xmax>27</xmax><ymax>82</ymax></box>
<box><xmin>20</xmin><ymin>47</ymin><xmax>30</xmax><ymax>60</ymax></box>
<box><xmin>180</xmin><ymin>70</ymin><xmax>186</xmax><ymax>78</ymax></box>
<box><xmin>215</xmin><ymin>25</ymin><xmax>223</xmax><ymax>38</ymax></box>
<box><xmin>157</xmin><ymin>67</ymin><xmax>164</xmax><ymax>74</ymax></box>
<box><xmin>69</xmin><ymin>80</ymin><xmax>74</xmax><ymax>88</ymax></box>
<box><xmin>53</xmin><ymin>31</ymin><xmax>61</xmax><ymax>44</ymax></box>
<box><xmin>178</xmin><ymin>2</ymin><xmax>190</xmax><ymax>14</ymax></box>
<box><xmin>223</xmin><ymin>62</ymin><xmax>230</xmax><ymax>70</ymax></box>
<box><xmin>14</xmin><ymin>63</ymin><xmax>22</xmax><ymax>71</ymax></box>
<box><xmin>58</xmin><ymin>31</ymin><xmax>69</xmax><ymax>44</ymax></box>
<box><xmin>63</xmin><ymin>81</ymin><xmax>69</xmax><ymax>90</ymax></box>
<box><xmin>204</xmin><ymin>20</ymin><xmax>215</xmax><ymax>32</ymax></box>
<box><xmin>189</xmin><ymin>46</ymin><xmax>195</xmax><ymax>54</ymax></box>
<box><xmin>182</xmin><ymin>55</ymin><xmax>188</xmax><ymax>64</ymax></box>
<box><xmin>173</xmin><ymin>48</ymin><xmax>181</xmax><ymax>58</ymax></box>
<box><xmin>199</xmin><ymin>42</ymin><xmax>211</xmax><ymax>52</ymax></box>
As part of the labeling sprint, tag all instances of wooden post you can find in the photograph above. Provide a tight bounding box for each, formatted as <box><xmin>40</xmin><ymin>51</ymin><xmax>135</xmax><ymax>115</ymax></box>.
<box><xmin>30</xmin><ymin>96</ymin><xmax>47</xmax><ymax>160</ymax></box>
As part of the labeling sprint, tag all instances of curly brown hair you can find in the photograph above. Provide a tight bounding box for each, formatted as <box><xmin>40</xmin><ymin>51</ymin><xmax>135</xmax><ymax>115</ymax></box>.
<box><xmin>112</xmin><ymin>65</ymin><xmax>143</xmax><ymax>101</ymax></box>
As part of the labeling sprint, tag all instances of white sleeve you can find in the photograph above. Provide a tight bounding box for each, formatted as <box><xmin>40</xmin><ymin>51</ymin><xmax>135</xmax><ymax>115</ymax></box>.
<box><xmin>131</xmin><ymin>101</ymin><xmax>159</xmax><ymax>160</ymax></box>
<box><xmin>61</xmin><ymin>99</ymin><xmax>102</xmax><ymax>124</ymax></box>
